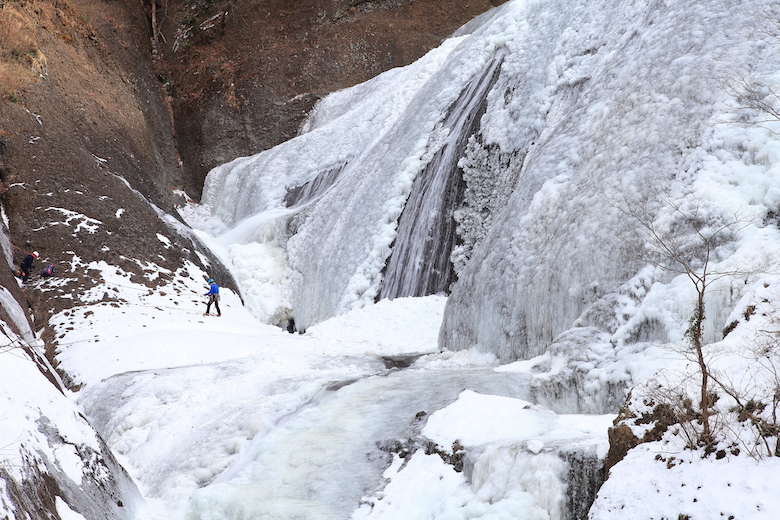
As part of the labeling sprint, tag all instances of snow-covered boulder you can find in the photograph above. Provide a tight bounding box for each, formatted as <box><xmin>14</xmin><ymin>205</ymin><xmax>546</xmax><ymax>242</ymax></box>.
<box><xmin>0</xmin><ymin>298</ymin><xmax>141</xmax><ymax>520</ymax></box>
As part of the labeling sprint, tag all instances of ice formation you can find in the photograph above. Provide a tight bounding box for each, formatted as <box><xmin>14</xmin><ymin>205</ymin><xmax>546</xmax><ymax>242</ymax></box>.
<box><xmin>2</xmin><ymin>0</ymin><xmax>778</xmax><ymax>519</ymax></box>
<box><xmin>195</xmin><ymin>0</ymin><xmax>780</xmax><ymax>372</ymax></box>
<box><xmin>175</xmin><ymin>1</ymin><xmax>780</xmax><ymax>515</ymax></box>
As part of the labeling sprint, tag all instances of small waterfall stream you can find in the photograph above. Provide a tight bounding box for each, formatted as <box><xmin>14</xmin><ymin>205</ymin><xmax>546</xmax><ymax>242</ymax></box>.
<box><xmin>379</xmin><ymin>56</ymin><xmax>504</xmax><ymax>300</ymax></box>
<box><xmin>184</xmin><ymin>366</ymin><xmax>609</xmax><ymax>520</ymax></box>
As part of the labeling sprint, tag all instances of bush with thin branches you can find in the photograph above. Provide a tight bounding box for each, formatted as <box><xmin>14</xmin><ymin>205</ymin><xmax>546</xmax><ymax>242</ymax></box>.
<box><xmin>608</xmin><ymin>187</ymin><xmax>756</xmax><ymax>451</ymax></box>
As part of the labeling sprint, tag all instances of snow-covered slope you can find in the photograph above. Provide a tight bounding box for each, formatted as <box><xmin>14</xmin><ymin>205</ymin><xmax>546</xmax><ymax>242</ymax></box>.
<box><xmin>0</xmin><ymin>284</ymin><xmax>141</xmax><ymax>520</ymax></box>
<box><xmin>45</xmin><ymin>261</ymin><xmax>780</xmax><ymax>520</ymax></box>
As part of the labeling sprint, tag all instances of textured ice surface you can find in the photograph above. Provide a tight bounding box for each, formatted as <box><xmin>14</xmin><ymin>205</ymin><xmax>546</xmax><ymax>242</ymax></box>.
<box><xmin>55</xmin><ymin>1</ymin><xmax>780</xmax><ymax>519</ymax></box>
<box><xmin>441</xmin><ymin>0</ymin><xmax>780</xmax><ymax>361</ymax></box>
<box><xmin>193</xmin><ymin>0</ymin><xmax>780</xmax><ymax>363</ymax></box>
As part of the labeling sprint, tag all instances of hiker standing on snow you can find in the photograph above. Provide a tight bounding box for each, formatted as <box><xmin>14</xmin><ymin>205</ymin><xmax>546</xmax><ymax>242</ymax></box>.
<box><xmin>204</xmin><ymin>278</ymin><xmax>221</xmax><ymax>316</ymax></box>
<box><xmin>20</xmin><ymin>251</ymin><xmax>39</xmax><ymax>284</ymax></box>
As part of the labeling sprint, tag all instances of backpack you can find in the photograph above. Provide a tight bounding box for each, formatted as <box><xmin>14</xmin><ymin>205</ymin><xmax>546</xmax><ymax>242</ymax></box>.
<box><xmin>41</xmin><ymin>264</ymin><xmax>55</xmax><ymax>277</ymax></box>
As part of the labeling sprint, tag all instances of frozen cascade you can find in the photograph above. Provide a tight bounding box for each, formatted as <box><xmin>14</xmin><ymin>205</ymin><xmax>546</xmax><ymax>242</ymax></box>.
<box><xmin>172</xmin><ymin>1</ymin><xmax>780</xmax><ymax>517</ymax></box>
<box><xmin>194</xmin><ymin>2</ymin><xmax>527</xmax><ymax>330</ymax></box>
<box><xmin>463</xmin><ymin>443</ymin><xmax>604</xmax><ymax>520</ymax></box>
<box><xmin>378</xmin><ymin>56</ymin><xmax>504</xmax><ymax>300</ymax></box>
<box><xmin>215</xmin><ymin>207</ymin><xmax>296</xmax><ymax>246</ymax></box>
<box><xmin>440</xmin><ymin>0</ymin><xmax>779</xmax><ymax>362</ymax></box>
<box><xmin>559</xmin><ymin>446</ymin><xmax>604</xmax><ymax>520</ymax></box>
<box><xmin>208</xmin><ymin>379</ymin><xmax>353</xmax><ymax>487</ymax></box>
<box><xmin>194</xmin><ymin>0</ymin><xmax>780</xmax><ymax>359</ymax></box>
<box><xmin>79</xmin><ymin>320</ymin><xmax>618</xmax><ymax>520</ymax></box>
<box><xmin>216</xmin><ymin>163</ymin><xmax>349</xmax><ymax>246</ymax></box>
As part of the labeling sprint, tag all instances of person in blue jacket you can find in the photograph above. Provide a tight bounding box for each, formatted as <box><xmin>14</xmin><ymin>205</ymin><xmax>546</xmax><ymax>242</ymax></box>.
<box><xmin>204</xmin><ymin>278</ymin><xmax>221</xmax><ymax>316</ymax></box>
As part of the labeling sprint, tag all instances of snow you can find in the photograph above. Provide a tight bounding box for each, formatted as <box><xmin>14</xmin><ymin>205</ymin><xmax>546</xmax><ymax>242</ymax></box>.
<box><xmin>4</xmin><ymin>0</ymin><xmax>780</xmax><ymax>518</ymax></box>
<box><xmin>36</xmin><ymin>257</ymin><xmax>609</xmax><ymax>520</ymax></box>
<box><xmin>590</xmin><ymin>444</ymin><xmax>780</xmax><ymax>520</ymax></box>
<box><xmin>422</xmin><ymin>390</ymin><xmax>613</xmax><ymax>450</ymax></box>
<box><xmin>305</xmin><ymin>295</ymin><xmax>446</xmax><ymax>356</ymax></box>
<box><xmin>0</xmin><ymin>287</ymin><xmax>99</xmax><ymax>487</ymax></box>
<box><xmin>0</xmin><ymin>331</ymin><xmax>140</xmax><ymax>519</ymax></box>
<box><xmin>56</xmin><ymin>496</ymin><xmax>87</xmax><ymax>520</ymax></box>
<box><xmin>36</xmin><ymin>247</ymin><xmax>777</xmax><ymax>519</ymax></box>
<box><xmin>36</xmin><ymin>207</ymin><xmax>103</xmax><ymax>235</ymax></box>
<box><xmin>351</xmin><ymin>454</ymin><xmax>470</xmax><ymax>520</ymax></box>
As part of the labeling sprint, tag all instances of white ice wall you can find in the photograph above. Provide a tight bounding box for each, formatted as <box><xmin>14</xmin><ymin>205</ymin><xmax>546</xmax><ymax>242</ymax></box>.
<box><xmin>441</xmin><ymin>0</ymin><xmax>780</xmax><ymax>361</ymax></box>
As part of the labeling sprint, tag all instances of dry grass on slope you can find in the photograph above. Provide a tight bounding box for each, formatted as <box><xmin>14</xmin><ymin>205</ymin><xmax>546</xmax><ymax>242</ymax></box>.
<box><xmin>0</xmin><ymin>0</ymin><xmax>101</xmax><ymax>101</ymax></box>
<box><xmin>0</xmin><ymin>5</ymin><xmax>42</xmax><ymax>100</ymax></box>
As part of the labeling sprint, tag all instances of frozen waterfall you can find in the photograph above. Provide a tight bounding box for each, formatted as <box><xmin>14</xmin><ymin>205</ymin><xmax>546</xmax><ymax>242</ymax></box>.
<box><xmin>196</xmin><ymin>2</ymin><xmax>523</xmax><ymax>331</ymax></box>
<box><xmin>186</xmin><ymin>0</ymin><xmax>780</xmax><ymax>480</ymax></box>
<box><xmin>195</xmin><ymin>0</ymin><xmax>780</xmax><ymax>367</ymax></box>
<box><xmin>87</xmin><ymin>1</ymin><xmax>780</xmax><ymax>519</ymax></box>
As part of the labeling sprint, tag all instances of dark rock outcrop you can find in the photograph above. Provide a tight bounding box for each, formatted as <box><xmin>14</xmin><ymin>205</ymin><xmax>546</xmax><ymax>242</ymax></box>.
<box><xmin>151</xmin><ymin>0</ymin><xmax>508</xmax><ymax>198</ymax></box>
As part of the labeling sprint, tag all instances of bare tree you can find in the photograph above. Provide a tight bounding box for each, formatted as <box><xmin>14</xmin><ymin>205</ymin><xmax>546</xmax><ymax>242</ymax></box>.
<box><xmin>608</xmin><ymin>187</ymin><xmax>755</xmax><ymax>449</ymax></box>
<box><xmin>721</xmin><ymin>75</ymin><xmax>780</xmax><ymax>132</ymax></box>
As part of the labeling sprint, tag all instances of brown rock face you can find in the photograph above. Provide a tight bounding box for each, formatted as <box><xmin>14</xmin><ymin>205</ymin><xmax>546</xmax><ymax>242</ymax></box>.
<box><xmin>605</xmin><ymin>399</ymin><xmax>684</xmax><ymax>473</ymax></box>
<box><xmin>152</xmin><ymin>0</ymin><xmax>508</xmax><ymax>198</ymax></box>
<box><xmin>0</xmin><ymin>0</ymin><xmax>193</xmax><ymax>327</ymax></box>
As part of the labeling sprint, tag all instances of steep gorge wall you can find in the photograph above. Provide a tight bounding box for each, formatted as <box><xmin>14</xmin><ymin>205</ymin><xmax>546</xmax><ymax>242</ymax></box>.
<box><xmin>0</xmin><ymin>0</ymin><xmax>210</xmax><ymax>329</ymax></box>
<box><xmin>0</xmin><ymin>2</ymin><xmax>202</xmax><ymax>516</ymax></box>
<box><xmin>150</xmin><ymin>0</ymin><xmax>507</xmax><ymax>198</ymax></box>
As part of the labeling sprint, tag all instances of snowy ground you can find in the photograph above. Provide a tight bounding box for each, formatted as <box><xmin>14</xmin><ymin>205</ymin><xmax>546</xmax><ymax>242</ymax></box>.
<box><xmin>37</xmin><ymin>246</ymin><xmax>615</xmax><ymax>520</ymax></box>
<box><xmin>37</xmin><ymin>239</ymin><xmax>780</xmax><ymax>519</ymax></box>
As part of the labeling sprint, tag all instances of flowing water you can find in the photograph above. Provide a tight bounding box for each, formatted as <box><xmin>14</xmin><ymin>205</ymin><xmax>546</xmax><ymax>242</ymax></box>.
<box><xmin>379</xmin><ymin>56</ymin><xmax>504</xmax><ymax>300</ymax></box>
<box><xmin>180</xmin><ymin>367</ymin><xmax>606</xmax><ymax>520</ymax></box>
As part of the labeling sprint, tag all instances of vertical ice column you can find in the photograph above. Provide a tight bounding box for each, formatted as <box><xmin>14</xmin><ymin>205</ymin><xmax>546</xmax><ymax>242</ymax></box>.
<box><xmin>379</xmin><ymin>56</ymin><xmax>504</xmax><ymax>300</ymax></box>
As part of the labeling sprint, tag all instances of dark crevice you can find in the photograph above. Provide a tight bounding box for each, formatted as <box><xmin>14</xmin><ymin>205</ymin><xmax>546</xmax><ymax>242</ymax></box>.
<box><xmin>559</xmin><ymin>447</ymin><xmax>606</xmax><ymax>520</ymax></box>
<box><xmin>283</xmin><ymin>163</ymin><xmax>349</xmax><ymax>209</ymax></box>
<box><xmin>379</xmin><ymin>354</ymin><xmax>425</xmax><ymax>369</ymax></box>
<box><xmin>378</xmin><ymin>54</ymin><xmax>504</xmax><ymax>300</ymax></box>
